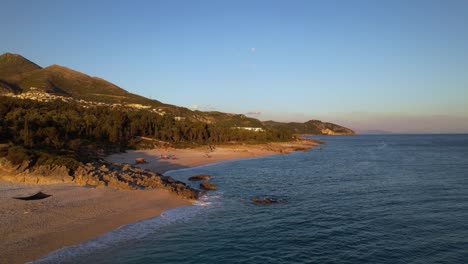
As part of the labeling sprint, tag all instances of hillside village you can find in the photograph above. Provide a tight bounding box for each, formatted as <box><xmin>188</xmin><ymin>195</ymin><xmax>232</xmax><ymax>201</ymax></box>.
<box><xmin>0</xmin><ymin>53</ymin><xmax>354</xmax><ymax>135</ymax></box>
<box><xmin>4</xmin><ymin>88</ymin><xmax>270</xmax><ymax>132</ymax></box>
<box><xmin>5</xmin><ymin>87</ymin><xmax>168</xmax><ymax>116</ymax></box>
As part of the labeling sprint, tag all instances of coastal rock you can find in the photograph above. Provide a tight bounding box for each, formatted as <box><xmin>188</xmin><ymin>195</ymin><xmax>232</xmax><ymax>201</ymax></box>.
<box><xmin>200</xmin><ymin>182</ymin><xmax>217</xmax><ymax>190</ymax></box>
<box><xmin>0</xmin><ymin>158</ymin><xmax>73</xmax><ymax>184</ymax></box>
<box><xmin>188</xmin><ymin>174</ymin><xmax>211</xmax><ymax>181</ymax></box>
<box><xmin>15</xmin><ymin>160</ymin><xmax>32</xmax><ymax>173</ymax></box>
<box><xmin>72</xmin><ymin>161</ymin><xmax>200</xmax><ymax>200</ymax></box>
<box><xmin>27</xmin><ymin>165</ymin><xmax>73</xmax><ymax>184</ymax></box>
<box><xmin>251</xmin><ymin>197</ymin><xmax>278</xmax><ymax>204</ymax></box>
<box><xmin>0</xmin><ymin>159</ymin><xmax>32</xmax><ymax>174</ymax></box>
<box><xmin>0</xmin><ymin>157</ymin><xmax>200</xmax><ymax>200</ymax></box>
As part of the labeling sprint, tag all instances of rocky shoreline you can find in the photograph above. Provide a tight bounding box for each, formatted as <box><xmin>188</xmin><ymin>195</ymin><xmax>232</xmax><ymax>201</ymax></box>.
<box><xmin>0</xmin><ymin>158</ymin><xmax>200</xmax><ymax>200</ymax></box>
<box><xmin>0</xmin><ymin>138</ymin><xmax>322</xmax><ymax>202</ymax></box>
<box><xmin>0</xmin><ymin>139</ymin><xmax>321</xmax><ymax>263</ymax></box>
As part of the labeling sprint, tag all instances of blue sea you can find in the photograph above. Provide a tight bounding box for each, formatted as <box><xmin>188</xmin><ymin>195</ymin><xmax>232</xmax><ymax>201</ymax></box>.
<box><xmin>37</xmin><ymin>135</ymin><xmax>468</xmax><ymax>263</ymax></box>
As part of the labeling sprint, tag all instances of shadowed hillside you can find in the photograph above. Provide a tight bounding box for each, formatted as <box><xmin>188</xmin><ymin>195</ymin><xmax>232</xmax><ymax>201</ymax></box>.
<box><xmin>0</xmin><ymin>53</ymin><xmax>41</xmax><ymax>80</ymax></box>
<box><xmin>0</xmin><ymin>53</ymin><xmax>41</xmax><ymax>93</ymax></box>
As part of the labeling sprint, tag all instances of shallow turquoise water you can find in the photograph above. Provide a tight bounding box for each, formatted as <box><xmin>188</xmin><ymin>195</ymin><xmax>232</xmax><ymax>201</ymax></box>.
<box><xmin>38</xmin><ymin>135</ymin><xmax>468</xmax><ymax>263</ymax></box>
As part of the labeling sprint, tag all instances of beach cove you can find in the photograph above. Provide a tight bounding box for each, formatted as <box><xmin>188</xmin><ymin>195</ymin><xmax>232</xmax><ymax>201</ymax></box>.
<box><xmin>0</xmin><ymin>139</ymin><xmax>318</xmax><ymax>264</ymax></box>
<box><xmin>45</xmin><ymin>135</ymin><xmax>468</xmax><ymax>264</ymax></box>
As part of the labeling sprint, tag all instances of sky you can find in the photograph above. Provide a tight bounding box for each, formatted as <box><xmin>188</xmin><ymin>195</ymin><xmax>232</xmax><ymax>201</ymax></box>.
<box><xmin>2</xmin><ymin>0</ymin><xmax>468</xmax><ymax>133</ymax></box>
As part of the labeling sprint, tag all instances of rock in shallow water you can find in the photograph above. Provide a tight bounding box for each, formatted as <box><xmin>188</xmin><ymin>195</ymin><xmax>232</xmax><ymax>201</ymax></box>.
<box><xmin>200</xmin><ymin>182</ymin><xmax>217</xmax><ymax>190</ymax></box>
<box><xmin>188</xmin><ymin>174</ymin><xmax>211</xmax><ymax>181</ymax></box>
<box><xmin>251</xmin><ymin>197</ymin><xmax>279</xmax><ymax>204</ymax></box>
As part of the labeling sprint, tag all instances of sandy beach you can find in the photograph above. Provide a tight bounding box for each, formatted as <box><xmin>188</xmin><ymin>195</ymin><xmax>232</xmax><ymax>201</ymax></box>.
<box><xmin>0</xmin><ymin>139</ymin><xmax>318</xmax><ymax>263</ymax></box>
<box><xmin>0</xmin><ymin>181</ymin><xmax>190</xmax><ymax>264</ymax></box>
<box><xmin>106</xmin><ymin>139</ymin><xmax>319</xmax><ymax>174</ymax></box>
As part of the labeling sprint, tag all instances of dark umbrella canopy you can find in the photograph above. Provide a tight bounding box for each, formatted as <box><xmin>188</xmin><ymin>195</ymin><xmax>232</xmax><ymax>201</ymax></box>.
<box><xmin>14</xmin><ymin>191</ymin><xmax>52</xmax><ymax>200</ymax></box>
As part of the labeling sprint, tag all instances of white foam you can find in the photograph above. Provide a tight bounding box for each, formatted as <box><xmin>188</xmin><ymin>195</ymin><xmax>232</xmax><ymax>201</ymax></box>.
<box><xmin>33</xmin><ymin>193</ymin><xmax>222</xmax><ymax>263</ymax></box>
<box><xmin>194</xmin><ymin>201</ymin><xmax>212</xmax><ymax>206</ymax></box>
<box><xmin>34</xmin><ymin>164</ymin><xmax>226</xmax><ymax>263</ymax></box>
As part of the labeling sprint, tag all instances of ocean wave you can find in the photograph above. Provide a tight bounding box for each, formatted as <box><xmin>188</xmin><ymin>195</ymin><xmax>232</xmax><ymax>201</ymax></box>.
<box><xmin>32</xmin><ymin>194</ymin><xmax>221</xmax><ymax>264</ymax></box>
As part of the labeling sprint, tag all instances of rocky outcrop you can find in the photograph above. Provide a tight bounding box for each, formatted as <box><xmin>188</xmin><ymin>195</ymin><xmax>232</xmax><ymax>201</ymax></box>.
<box><xmin>0</xmin><ymin>158</ymin><xmax>200</xmax><ymax>200</ymax></box>
<box><xmin>251</xmin><ymin>196</ymin><xmax>285</xmax><ymax>204</ymax></box>
<box><xmin>320</xmin><ymin>128</ymin><xmax>352</xmax><ymax>136</ymax></box>
<box><xmin>200</xmin><ymin>182</ymin><xmax>217</xmax><ymax>190</ymax></box>
<box><xmin>263</xmin><ymin>119</ymin><xmax>355</xmax><ymax>135</ymax></box>
<box><xmin>0</xmin><ymin>158</ymin><xmax>73</xmax><ymax>184</ymax></box>
<box><xmin>251</xmin><ymin>197</ymin><xmax>277</xmax><ymax>204</ymax></box>
<box><xmin>188</xmin><ymin>174</ymin><xmax>211</xmax><ymax>181</ymax></box>
<box><xmin>72</xmin><ymin>161</ymin><xmax>199</xmax><ymax>199</ymax></box>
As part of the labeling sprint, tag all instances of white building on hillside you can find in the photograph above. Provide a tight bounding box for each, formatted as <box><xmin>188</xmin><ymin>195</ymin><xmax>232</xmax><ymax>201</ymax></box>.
<box><xmin>234</xmin><ymin>127</ymin><xmax>265</xmax><ymax>132</ymax></box>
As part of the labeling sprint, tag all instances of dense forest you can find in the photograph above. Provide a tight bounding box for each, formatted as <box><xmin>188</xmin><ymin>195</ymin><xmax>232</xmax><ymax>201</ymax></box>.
<box><xmin>0</xmin><ymin>96</ymin><xmax>293</xmax><ymax>164</ymax></box>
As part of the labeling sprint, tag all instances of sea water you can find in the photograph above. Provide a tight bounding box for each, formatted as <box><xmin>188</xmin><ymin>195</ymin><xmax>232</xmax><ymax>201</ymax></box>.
<box><xmin>36</xmin><ymin>135</ymin><xmax>468</xmax><ymax>263</ymax></box>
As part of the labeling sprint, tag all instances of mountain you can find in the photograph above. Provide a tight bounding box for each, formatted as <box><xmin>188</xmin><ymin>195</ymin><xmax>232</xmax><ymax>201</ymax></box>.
<box><xmin>0</xmin><ymin>52</ymin><xmax>354</xmax><ymax>134</ymax></box>
<box><xmin>0</xmin><ymin>53</ymin><xmax>41</xmax><ymax>93</ymax></box>
<box><xmin>0</xmin><ymin>53</ymin><xmax>166</xmax><ymax>107</ymax></box>
<box><xmin>263</xmin><ymin>120</ymin><xmax>355</xmax><ymax>135</ymax></box>
<box><xmin>0</xmin><ymin>53</ymin><xmax>41</xmax><ymax>80</ymax></box>
<box><xmin>0</xmin><ymin>53</ymin><xmax>271</xmax><ymax>127</ymax></box>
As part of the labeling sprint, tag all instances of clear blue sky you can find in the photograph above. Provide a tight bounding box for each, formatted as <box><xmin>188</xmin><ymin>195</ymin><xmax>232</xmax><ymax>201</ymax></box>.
<box><xmin>2</xmin><ymin>0</ymin><xmax>468</xmax><ymax>133</ymax></box>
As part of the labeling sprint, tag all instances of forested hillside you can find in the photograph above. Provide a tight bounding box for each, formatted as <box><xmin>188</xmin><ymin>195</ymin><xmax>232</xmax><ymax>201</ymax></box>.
<box><xmin>0</xmin><ymin>96</ymin><xmax>292</xmax><ymax>158</ymax></box>
<box><xmin>0</xmin><ymin>52</ymin><xmax>354</xmax><ymax>174</ymax></box>
<box><xmin>263</xmin><ymin>120</ymin><xmax>355</xmax><ymax>135</ymax></box>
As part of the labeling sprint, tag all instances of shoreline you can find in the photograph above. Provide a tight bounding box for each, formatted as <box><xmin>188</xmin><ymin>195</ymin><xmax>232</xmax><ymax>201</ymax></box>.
<box><xmin>0</xmin><ymin>139</ymin><xmax>319</xmax><ymax>263</ymax></box>
<box><xmin>107</xmin><ymin>138</ymin><xmax>320</xmax><ymax>174</ymax></box>
<box><xmin>0</xmin><ymin>181</ymin><xmax>191</xmax><ymax>264</ymax></box>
